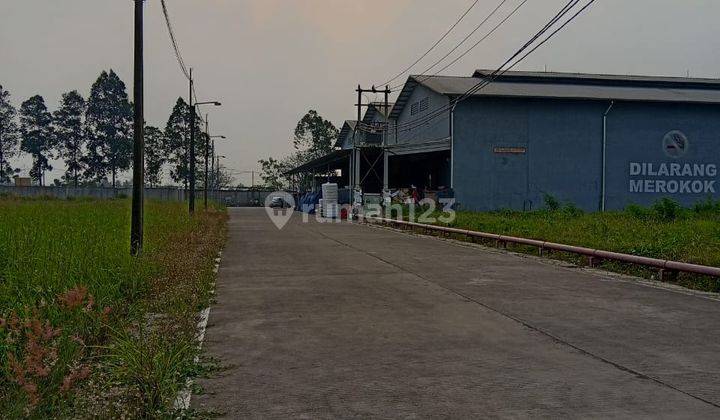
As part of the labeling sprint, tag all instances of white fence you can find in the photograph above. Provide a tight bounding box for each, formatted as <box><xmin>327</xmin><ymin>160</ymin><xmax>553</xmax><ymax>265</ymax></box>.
<box><xmin>0</xmin><ymin>186</ymin><xmax>272</xmax><ymax>207</ymax></box>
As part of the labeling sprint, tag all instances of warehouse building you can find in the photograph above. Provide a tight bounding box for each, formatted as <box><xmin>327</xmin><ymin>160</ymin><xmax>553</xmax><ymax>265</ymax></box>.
<box><xmin>387</xmin><ymin>69</ymin><xmax>720</xmax><ymax>211</ymax></box>
<box><xmin>289</xmin><ymin>69</ymin><xmax>720</xmax><ymax>211</ymax></box>
<box><xmin>287</xmin><ymin>103</ymin><xmax>392</xmax><ymax>196</ymax></box>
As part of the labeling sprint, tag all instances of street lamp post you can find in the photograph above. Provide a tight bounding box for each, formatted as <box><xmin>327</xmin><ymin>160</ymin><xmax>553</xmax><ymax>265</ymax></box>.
<box><xmin>237</xmin><ymin>171</ymin><xmax>257</xmax><ymax>188</ymax></box>
<box><xmin>216</xmin><ymin>155</ymin><xmax>227</xmax><ymax>191</ymax></box>
<box><xmin>130</xmin><ymin>0</ymin><xmax>145</xmax><ymax>256</ymax></box>
<box><xmin>188</xmin><ymin>99</ymin><xmax>221</xmax><ymax>215</ymax></box>
<box><xmin>204</xmin><ymin>124</ymin><xmax>226</xmax><ymax>209</ymax></box>
<box><xmin>208</xmin><ymin>135</ymin><xmax>226</xmax><ymax>200</ymax></box>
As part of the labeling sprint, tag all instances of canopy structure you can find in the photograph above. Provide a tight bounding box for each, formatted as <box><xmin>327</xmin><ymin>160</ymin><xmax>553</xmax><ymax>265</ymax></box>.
<box><xmin>284</xmin><ymin>149</ymin><xmax>351</xmax><ymax>175</ymax></box>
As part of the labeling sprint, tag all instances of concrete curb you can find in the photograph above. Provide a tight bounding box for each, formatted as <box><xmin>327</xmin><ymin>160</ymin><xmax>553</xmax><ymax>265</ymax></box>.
<box><xmin>174</xmin><ymin>251</ymin><xmax>222</xmax><ymax>411</ymax></box>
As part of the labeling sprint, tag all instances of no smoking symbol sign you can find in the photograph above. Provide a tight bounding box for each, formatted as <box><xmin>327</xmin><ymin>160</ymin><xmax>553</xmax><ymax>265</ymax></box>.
<box><xmin>663</xmin><ymin>130</ymin><xmax>689</xmax><ymax>159</ymax></box>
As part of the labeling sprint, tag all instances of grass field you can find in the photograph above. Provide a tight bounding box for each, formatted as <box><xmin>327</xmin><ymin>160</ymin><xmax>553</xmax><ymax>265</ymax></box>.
<box><xmin>0</xmin><ymin>197</ymin><xmax>226</xmax><ymax>418</ymax></box>
<box><xmin>416</xmin><ymin>198</ymin><xmax>720</xmax><ymax>292</ymax></box>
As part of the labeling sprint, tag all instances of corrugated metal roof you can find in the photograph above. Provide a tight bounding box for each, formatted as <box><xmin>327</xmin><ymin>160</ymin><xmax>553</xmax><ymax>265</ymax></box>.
<box><xmin>424</xmin><ymin>77</ymin><xmax>720</xmax><ymax>103</ymax></box>
<box><xmin>363</xmin><ymin>102</ymin><xmax>395</xmax><ymax>125</ymax></box>
<box><xmin>473</xmin><ymin>69</ymin><xmax>720</xmax><ymax>89</ymax></box>
<box><xmin>390</xmin><ymin>71</ymin><xmax>720</xmax><ymax>119</ymax></box>
<box><xmin>334</xmin><ymin>120</ymin><xmax>357</xmax><ymax>149</ymax></box>
<box><xmin>284</xmin><ymin>149</ymin><xmax>351</xmax><ymax>175</ymax></box>
<box><xmin>369</xmin><ymin>102</ymin><xmax>395</xmax><ymax>119</ymax></box>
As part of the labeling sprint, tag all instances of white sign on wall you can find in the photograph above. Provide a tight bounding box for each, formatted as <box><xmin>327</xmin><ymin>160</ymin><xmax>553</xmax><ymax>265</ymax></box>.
<box><xmin>628</xmin><ymin>131</ymin><xmax>717</xmax><ymax>194</ymax></box>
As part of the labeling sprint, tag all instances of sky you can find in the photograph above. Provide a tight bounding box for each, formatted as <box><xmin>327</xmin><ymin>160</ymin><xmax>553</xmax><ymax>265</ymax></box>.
<box><xmin>2</xmin><ymin>0</ymin><xmax>720</xmax><ymax>186</ymax></box>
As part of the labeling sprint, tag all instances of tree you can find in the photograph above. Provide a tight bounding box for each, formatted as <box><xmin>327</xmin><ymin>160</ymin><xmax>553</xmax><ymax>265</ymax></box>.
<box><xmin>165</xmin><ymin>98</ymin><xmax>189</xmax><ymax>188</ymax></box>
<box><xmin>196</xmin><ymin>130</ymin><xmax>210</xmax><ymax>186</ymax></box>
<box><xmin>164</xmin><ymin>97</ymin><xmax>204</xmax><ymax>188</ymax></box>
<box><xmin>53</xmin><ymin>90</ymin><xmax>86</xmax><ymax>186</ymax></box>
<box><xmin>0</xmin><ymin>85</ymin><xmax>20</xmax><ymax>184</ymax></box>
<box><xmin>20</xmin><ymin>95</ymin><xmax>54</xmax><ymax>186</ymax></box>
<box><xmin>258</xmin><ymin>157</ymin><xmax>285</xmax><ymax>190</ymax></box>
<box><xmin>293</xmin><ymin>110</ymin><xmax>338</xmax><ymax>159</ymax></box>
<box><xmin>84</xmin><ymin>70</ymin><xmax>133</xmax><ymax>187</ymax></box>
<box><xmin>144</xmin><ymin>125</ymin><xmax>166</xmax><ymax>187</ymax></box>
<box><xmin>215</xmin><ymin>163</ymin><xmax>234</xmax><ymax>189</ymax></box>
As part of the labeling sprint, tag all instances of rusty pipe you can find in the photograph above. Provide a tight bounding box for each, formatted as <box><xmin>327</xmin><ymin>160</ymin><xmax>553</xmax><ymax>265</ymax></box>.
<box><xmin>366</xmin><ymin>217</ymin><xmax>720</xmax><ymax>278</ymax></box>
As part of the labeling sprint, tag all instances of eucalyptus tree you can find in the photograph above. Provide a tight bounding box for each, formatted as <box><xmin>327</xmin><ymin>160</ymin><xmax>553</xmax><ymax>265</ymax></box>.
<box><xmin>54</xmin><ymin>90</ymin><xmax>86</xmax><ymax>186</ymax></box>
<box><xmin>0</xmin><ymin>85</ymin><xmax>20</xmax><ymax>184</ymax></box>
<box><xmin>20</xmin><ymin>95</ymin><xmax>54</xmax><ymax>186</ymax></box>
<box><xmin>84</xmin><ymin>70</ymin><xmax>133</xmax><ymax>187</ymax></box>
<box><xmin>144</xmin><ymin>125</ymin><xmax>166</xmax><ymax>187</ymax></box>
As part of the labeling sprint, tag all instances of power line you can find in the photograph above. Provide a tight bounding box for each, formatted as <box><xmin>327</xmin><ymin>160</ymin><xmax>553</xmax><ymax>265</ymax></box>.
<box><xmin>160</xmin><ymin>0</ymin><xmax>190</xmax><ymax>80</ymax></box>
<box><xmin>388</xmin><ymin>0</ymin><xmax>595</xmax><ymax>134</ymax></box>
<box><xmin>390</xmin><ymin>0</ymin><xmax>515</xmax><ymax>91</ymax></box>
<box><xmin>401</xmin><ymin>0</ymin><xmax>529</xmax><ymax>90</ymax></box>
<box><xmin>502</xmin><ymin>0</ymin><xmax>595</xmax><ymax>77</ymax></box>
<box><xmin>396</xmin><ymin>0</ymin><xmax>590</xmax><ymax>133</ymax></box>
<box><xmin>391</xmin><ymin>0</ymin><xmax>583</xmax><ymax>131</ymax></box>
<box><xmin>377</xmin><ymin>0</ymin><xmax>481</xmax><ymax>87</ymax></box>
<box><xmin>159</xmin><ymin>0</ymin><xmax>206</xmax><ymax>123</ymax></box>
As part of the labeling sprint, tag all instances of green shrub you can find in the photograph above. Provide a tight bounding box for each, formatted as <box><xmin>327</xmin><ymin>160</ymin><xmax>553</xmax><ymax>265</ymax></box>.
<box><xmin>652</xmin><ymin>198</ymin><xmax>683</xmax><ymax>221</ymax></box>
<box><xmin>561</xmin><ymin>202</ymin><xmax>584</xmax><ymax>217</ymax></box>
<box><xmin>625</xmin><ymin>203</ymin><xmax>652</xmax><ymax>219</ymax></box>
<box><xmin>543</xmin><ymin>193</ymin><xmax>560</xmax><ymax>211</ymax></box>
<box><xmin>692</xmin><ymin>197</ymin><xmax>720</xmax><ymax>214</ymax></box>
<box><xmin>105</xmin><ymin>327</ymin><xmax>194</xmax><ymax>415</ymax></box>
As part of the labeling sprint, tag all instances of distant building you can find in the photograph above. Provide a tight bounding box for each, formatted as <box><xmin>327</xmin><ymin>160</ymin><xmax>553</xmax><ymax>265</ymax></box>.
<box><xmin>14</xmin><ymin>177</ymin><xmax>32</xmax><ymax>187</ymax></box>
<box><xmin>289</xmin><ymin>70</ymin><xmax>720</xmax><ymax>211</ymax></box>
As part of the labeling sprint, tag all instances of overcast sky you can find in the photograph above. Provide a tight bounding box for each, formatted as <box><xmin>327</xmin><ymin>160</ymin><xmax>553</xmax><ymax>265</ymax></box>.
<box><xmin>2</xmin><ymin>0</ymin><xmax>719</xmax><ymax>186</ymax></box>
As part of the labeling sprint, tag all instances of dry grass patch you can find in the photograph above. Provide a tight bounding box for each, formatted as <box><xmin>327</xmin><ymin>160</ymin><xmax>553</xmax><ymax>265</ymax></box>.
<box><xmin>0</xmin><ymin>199</ymin><xmax>227</xmax><ymax>418</ymax></box>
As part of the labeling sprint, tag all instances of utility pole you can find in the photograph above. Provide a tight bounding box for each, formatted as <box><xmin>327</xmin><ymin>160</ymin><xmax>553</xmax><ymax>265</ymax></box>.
<box><xmin>353</xmin><ymin>85</ymin><xmax>392</xmax><ymax>191</ymax></box>
<box><xmin>353</xmin><ymin>85</ymin><xmax>362</xmax><ymax>190</ymax></box>
<box><xmin>210</xmin><ymin>140</ymin><xmax>215</xmax><ymax>189</ymax></box>
<box><xmin>215</xmin><ymin>156</ymin><xmax>222</xmax><ymax>189</ymax></box>
<box><xmin>130</xmin><ymin>0</ymin><xmax>145</xmax><ymax>256</ymax></box>
<box><xmin>204</xmin><ymin>113</ymin><xmax>209</xmax><ymax>209</ymax></box>
<box><xmin>383</xmin><ymin>85</ymin><xmax>390</xmax><ymax>191</ymax></box>
<box><xmin>188</xmin><ymin>68</ymin><xmax>196</xmax><ymax>215</ymax></box>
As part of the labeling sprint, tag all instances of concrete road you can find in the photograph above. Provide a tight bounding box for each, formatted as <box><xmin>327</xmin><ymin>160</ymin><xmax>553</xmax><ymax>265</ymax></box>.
<box><xmin>193</xmin><ymin>208</ymin><xmax>720</xmax><ymax>418</ymax></box>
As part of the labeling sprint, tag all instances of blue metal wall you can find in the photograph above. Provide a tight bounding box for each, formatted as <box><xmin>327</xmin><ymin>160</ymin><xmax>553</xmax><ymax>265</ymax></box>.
<box><xmin>606</xmin><ymin>102</ymin><xmax>720</xmax><ymax>209</ymax></box>
<box><xmin>453</xmin><ymin>97</ymin><xmax>720</xmax><ymax>211</ymax></box>
<box><xmin>389</xmin><ymin>84</ymin><xmax>450</xmax><ymax>145</ymax></box>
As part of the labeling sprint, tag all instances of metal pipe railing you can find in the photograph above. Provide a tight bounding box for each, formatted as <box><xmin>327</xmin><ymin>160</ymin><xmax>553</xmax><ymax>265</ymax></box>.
<box><xmin>365</xmin><ymin>217</ymin><xmax>720</xmax><ymax>278</ymax></box>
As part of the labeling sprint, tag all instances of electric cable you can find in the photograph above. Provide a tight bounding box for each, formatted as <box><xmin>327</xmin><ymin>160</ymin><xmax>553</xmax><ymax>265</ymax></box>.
<box><xmin>389</xmin><ymin>0</ymin><xmax>516</xmax><ymax>91</ymax></box>
<box><xmin>389</xmin><ymin>0</ymin><xmax>595</xmax><ymax>134</ymax></box>
<box><xmin>376</xmin><ymin>0</ymin><xmax>481</xmax><ymax>87</ymax></box>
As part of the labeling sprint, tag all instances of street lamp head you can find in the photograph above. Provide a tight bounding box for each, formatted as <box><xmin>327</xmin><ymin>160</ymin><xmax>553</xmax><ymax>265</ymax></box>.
<box><xmin>195</xmin><ymin>100</ymin><xmax>222</xmax><ymax>107</ymax></box>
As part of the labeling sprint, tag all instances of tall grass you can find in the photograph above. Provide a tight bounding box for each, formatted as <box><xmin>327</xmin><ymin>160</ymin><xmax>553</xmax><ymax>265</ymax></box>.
<box><xmin>0</xmin><ymin>198</ymin><xmax>226</xmax><ymax>417</ymax></box>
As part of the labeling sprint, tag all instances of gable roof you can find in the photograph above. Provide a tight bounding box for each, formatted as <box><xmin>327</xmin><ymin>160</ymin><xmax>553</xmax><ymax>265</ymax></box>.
<box><xmin>362</xmin><ymin>102</ymin><xmax>395</xmax><ymax>125</ymax></box>
<box><xmin>389</xmin><ymin>70</ymin><xmax>720</xmax><ymax>119</ymax></box>
<box><xmin>334</xmin><ymin>120</ymin><xmax>357</xmax><ymax>148</ymax></box>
